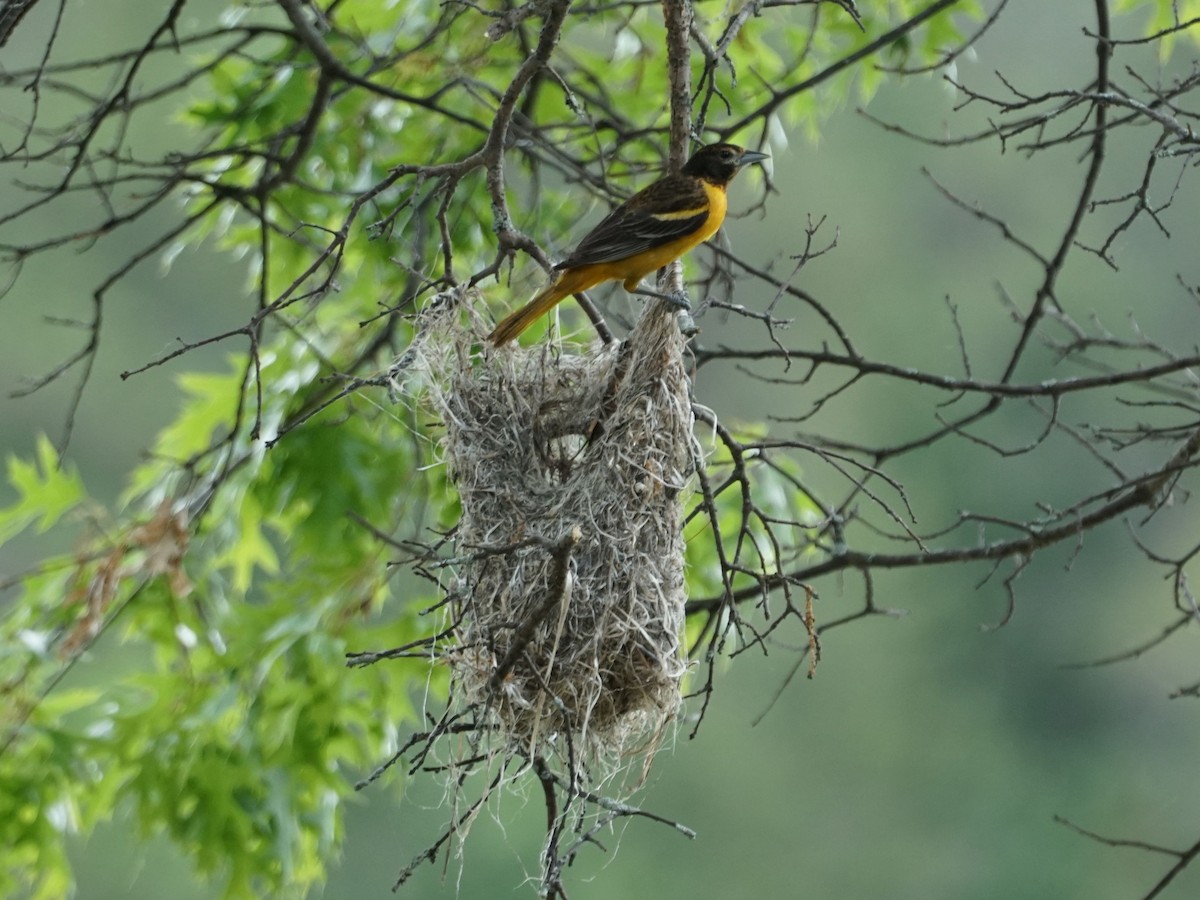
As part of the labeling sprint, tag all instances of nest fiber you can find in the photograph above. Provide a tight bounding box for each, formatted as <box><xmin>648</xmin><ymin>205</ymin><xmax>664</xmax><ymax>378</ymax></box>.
<box><xmin>412</xmin><ymin>293</ymin><xmax>693</xmax><ymax>765</ymax></box>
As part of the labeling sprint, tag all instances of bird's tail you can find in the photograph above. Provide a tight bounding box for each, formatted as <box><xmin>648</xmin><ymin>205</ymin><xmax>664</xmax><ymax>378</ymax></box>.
<box><xmin>487</xmin><ymin>275</ymin><xmax>573</xmax><ymax>345</ymax></box>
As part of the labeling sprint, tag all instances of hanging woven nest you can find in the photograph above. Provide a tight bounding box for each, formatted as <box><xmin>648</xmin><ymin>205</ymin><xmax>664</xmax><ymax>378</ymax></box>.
<box><xmin>408</xmin><ymin>289</ymin><xmax>694</xmax><ymax>769</ymax></box>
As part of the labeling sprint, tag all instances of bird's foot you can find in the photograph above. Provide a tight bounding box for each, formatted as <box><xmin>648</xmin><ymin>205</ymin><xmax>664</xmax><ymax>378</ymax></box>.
<box><xmin>631</xmin><ymin>285</ymin><xmax>692</xmax><ymax>310</ymax></box>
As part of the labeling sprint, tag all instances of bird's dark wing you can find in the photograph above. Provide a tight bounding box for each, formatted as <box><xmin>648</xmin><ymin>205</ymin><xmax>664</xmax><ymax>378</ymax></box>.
<box><xmin>556</xmin><ymin>173</ymin><xmax>710</xmax><ymax>269</ymax></box>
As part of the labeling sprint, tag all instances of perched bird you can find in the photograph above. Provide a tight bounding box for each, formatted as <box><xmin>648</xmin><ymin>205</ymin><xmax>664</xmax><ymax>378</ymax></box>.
<box><xmin>487</xmin><ymin>142</ymin><xmax>769</xmax><ymax>344</ymax></box>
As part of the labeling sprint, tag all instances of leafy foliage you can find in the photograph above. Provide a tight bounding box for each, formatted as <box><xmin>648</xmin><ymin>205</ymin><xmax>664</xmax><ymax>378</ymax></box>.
<box><xmin>27</xmin><ymin>0</ymin><xmax>1200</xmax><ymax>896</ymax></box>
<box><xmin>0</xmin><ymin>436</ymin><xmax>86</xmax><ymax>546</ymax></box>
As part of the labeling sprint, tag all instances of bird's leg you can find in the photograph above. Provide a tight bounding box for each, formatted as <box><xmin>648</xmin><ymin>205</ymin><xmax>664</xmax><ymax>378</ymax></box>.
<box><xmin>628</xmin><ymin>283</ymin><xmax>692</xmax><ymax>310</ymax></box>
<box><xmin>676</xmin><ymin>311</ymin><xmax>699</xmax><ymax>337</ymax></box>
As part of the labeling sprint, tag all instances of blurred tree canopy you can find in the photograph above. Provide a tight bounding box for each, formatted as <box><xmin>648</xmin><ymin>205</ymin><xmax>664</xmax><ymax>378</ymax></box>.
<box><xmin>2</xmin><ymin>0</ymin><xmax>1200</xmax><ymax>897</ymax></box>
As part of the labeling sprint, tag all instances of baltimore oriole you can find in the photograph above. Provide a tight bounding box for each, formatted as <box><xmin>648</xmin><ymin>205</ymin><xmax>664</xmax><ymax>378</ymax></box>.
<box><xmin>487</xmin><ymin>142</ymin><xmax>769</xmax><ymax>344</ymax></box>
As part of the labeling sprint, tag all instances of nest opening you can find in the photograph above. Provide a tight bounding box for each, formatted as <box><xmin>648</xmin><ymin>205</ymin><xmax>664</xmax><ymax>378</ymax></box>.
<box><xmin>409</xmin><ymin>292</ymin><xmax>694</xmax><ymax>771</ymax></box>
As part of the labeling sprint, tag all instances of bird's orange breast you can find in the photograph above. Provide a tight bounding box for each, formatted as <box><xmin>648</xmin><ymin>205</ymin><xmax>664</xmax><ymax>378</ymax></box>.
<box><xmin>535</xmin><ymin>181</ymin><xmax>729</xmax><ymax>298</ymax></box>
<box><xmin>615</xmin><ymin>180</ymin><xmax>728</xmax><ymax>286</ymax></box>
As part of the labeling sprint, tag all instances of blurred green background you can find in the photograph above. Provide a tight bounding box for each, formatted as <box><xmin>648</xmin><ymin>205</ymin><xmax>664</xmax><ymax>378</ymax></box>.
<box><xmin>3</xmin><ymin>2</ymin><xmax>1199</xmax><ymax>898</ymax></box>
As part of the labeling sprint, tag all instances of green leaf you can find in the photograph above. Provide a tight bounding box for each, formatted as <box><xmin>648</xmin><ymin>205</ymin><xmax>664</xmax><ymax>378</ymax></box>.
<box><xmin>213</xmin><ymin>493</ymin><xmax>280</xmax><ymax>594</ymax></box>
<box><xmin>0</xmin><ymin>436</ymin><xmax>86</xmax><ymax>545</ymax></box>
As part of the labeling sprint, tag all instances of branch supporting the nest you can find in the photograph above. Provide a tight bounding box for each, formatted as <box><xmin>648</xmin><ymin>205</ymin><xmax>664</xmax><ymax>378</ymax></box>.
<box><xmin>659</xmin><ymin>0</ymin><xmax>694</xmax><ymax>302</ymax></box>
<box><xmin>488</xmin><ymin>525</ymin><xmax>582</xmax><ymax>691</ymax></box>
<box><xmin>661</xmin><ymin>0</ymin><xmax>694</xmax><ymax>169</ymax></box>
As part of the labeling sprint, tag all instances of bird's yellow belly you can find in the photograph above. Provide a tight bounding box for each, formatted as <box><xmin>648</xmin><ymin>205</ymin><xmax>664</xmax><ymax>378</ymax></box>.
<box><xmin>622</xmin><ymin>182</ymin><xmax>727</xmax><ymax>285</ymax></box>
<box><xmin>555</xmin><ymin>181</ymin><xmax>729</xmax><ymax>294</ymax></box>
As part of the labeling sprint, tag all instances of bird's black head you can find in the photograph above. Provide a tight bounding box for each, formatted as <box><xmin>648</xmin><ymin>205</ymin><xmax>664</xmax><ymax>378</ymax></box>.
<box><xmin>681</xmin><ymin>143</ymin><xmax>769</xmax><ymax>184</ymax></box>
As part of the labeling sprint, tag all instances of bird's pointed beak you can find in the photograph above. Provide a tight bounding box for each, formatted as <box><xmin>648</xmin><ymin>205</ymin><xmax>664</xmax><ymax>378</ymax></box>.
<box><xmin>738</xmin><ymin>150</ymin><xmax>770</xmax><ymax>166</ymax></box>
